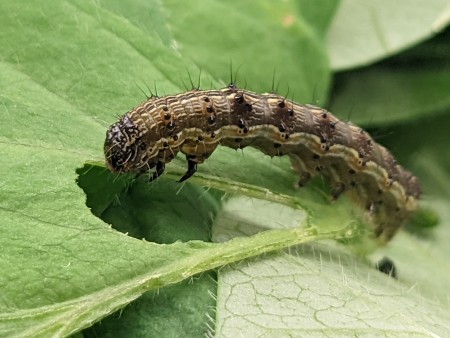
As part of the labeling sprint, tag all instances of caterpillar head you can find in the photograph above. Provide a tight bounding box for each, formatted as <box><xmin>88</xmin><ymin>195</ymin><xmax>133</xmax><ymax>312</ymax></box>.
<box><xmin>104</xmin><ymin>115</ymin><xmax>156</xmax><ymax>173</ymax></box>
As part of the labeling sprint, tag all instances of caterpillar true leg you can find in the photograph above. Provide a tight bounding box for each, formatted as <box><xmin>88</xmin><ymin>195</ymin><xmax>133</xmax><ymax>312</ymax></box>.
<box><xmin>179</xmin><ymin>159</ymin><xmax>198</xmax><ymax>182</ymax></box>
<box><xmin>149</xmin><ymin>161</ymin><xmax>165</xmax><ymax>182</ymax></box>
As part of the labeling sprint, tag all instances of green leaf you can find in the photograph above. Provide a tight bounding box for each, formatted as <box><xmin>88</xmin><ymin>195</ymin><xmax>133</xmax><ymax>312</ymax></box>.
<box><xmin>94</xmin><ymin>0</ymin><xmax>333</xmax><ymax>103</ymax></box>
<box><xmin>0</xmin><ymin>0</ymin><xmax>334</xmax><ymax>336</ymax></box>
<box><xmin>196</xmin><ymin>193</ymin><xmax>450</xmax><ymax>336</ymax></box>
<box><xmin>329</xmin><ymin>29</ymin><xmax>450</xmax><ymax>126</ymax></box>
<box><xmin>327</xmin><ymin>0</ymin><xmax>450</xmax><ymax>70</ymax></box>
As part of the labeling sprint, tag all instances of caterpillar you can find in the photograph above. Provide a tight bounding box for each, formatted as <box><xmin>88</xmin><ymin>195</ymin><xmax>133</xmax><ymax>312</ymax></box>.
<box><xmin>104</xmin><ymin>84</ymin><xmax>420</xmax><ymax>241</ymax></box>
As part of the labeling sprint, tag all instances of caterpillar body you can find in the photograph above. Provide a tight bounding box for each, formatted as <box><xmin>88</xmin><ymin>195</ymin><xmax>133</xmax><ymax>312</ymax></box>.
<box><xmin>104</xmin><ymin>84</ymin><xmax>420</xmax><ymax>241</ymax></box>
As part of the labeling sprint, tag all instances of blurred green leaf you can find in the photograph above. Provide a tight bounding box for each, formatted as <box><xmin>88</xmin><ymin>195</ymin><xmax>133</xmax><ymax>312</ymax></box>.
<box><xmin>329</xmin><ymin>29</ymin><xmax>450</xmax><ymax>126</ymax></box>
<box><xmin>327</xmin><ymin>0</ymin><xmax>450</xmax><ymax>70</ymax></box>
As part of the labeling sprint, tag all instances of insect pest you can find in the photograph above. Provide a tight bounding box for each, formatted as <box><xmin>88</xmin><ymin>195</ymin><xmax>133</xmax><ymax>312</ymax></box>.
<box><xmin>104</xmin><ymin>84</ymin><xmax>420</xmax><ymax>241</ymax></box>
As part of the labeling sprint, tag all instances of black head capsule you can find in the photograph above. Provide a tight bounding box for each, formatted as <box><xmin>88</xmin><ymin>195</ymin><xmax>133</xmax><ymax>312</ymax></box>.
<box><xmin>104</xmin><ymin>115</ymin><xmax>144</xmax><ymax>173</ymax></box>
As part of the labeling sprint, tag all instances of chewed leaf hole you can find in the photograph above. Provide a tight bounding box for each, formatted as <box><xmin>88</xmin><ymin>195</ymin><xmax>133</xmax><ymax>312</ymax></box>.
<box><xmin>76</xmin><ymin>161</ymin><xmax>218</xmax><ymax>244</ymax></box>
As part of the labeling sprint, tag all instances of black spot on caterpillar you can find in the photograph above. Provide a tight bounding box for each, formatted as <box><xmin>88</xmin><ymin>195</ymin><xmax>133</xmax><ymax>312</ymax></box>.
<box><xmin>104</xmin><ymin>84</ymin><xmax>420</xmax><ymax>242</ymax></box>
